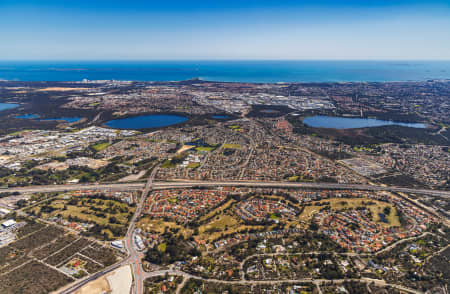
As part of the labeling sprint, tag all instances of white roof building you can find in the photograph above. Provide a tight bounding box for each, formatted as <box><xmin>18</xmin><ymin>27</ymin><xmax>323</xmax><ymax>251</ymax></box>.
<box><xmin>2</xmin><ymin>219</ymin><xmax>16</xmax><ymax>228</ymax></box>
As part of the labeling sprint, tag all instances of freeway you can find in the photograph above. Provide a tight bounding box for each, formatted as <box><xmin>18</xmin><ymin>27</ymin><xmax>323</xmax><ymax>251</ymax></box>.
<box><xmin>153</xmin><ymin>180</ymin><xmax>450</xmax><ymax>198</ymax></box>
<box><xmin>3</xmin><ymin>182</ymin><xmax>144</xmax><ymax>193</ymax></box>
<box><xmin>5</xmin><ymin>180</ymin><xmax>450</xmax><ymax>198</ymax></box>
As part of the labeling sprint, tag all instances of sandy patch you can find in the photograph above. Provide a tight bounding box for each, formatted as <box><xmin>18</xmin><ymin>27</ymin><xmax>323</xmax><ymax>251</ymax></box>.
<box><xmin>177</xmin><ymin>145</ymin><xmax>195</xmax><ymax>154</ymax></box>
<box><xmin>36</xmin><ymin>87</ymin><xmax>90</xmax><ymax>92</ymax></box>
<box><xmin>73</xmin><ymin>276</ymin><xmax>111</xmax><ymax>294</ymax></box>
<box><xmin>107</xmin><ymin>265</ymin><xmax>133</xmax><ymax>294</ymax></box>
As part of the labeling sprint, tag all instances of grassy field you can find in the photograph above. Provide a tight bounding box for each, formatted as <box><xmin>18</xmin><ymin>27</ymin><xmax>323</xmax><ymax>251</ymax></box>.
<box><xmin>195</xmin><ymin>146</ymin><xmax>215</xmax><ymax>152</ymax></box>
<box><xmin>161</xmin><ymin>153</ymin><xmax>187</xmax><ymax>168</ymax></box>
<box><xmin>92</xmin><ymin>142</ymin><xmax>111</xmax><ymax>152</ymax></box>
<box><xmin>222</xmin><ymin>143</ymin><xmax>241</xmax><ymax>149</ymax></box>
<box><xmin>199</xmin><ymin>215</ymin><xmax>238</xmax><ymax>233</ymax></box>
<box><xmin>198</xmin><ymin>200</ymin><xmax>236</xmax><ymax>223</ymax></box>
<box><xmin>299</xmin><ymin>205</ymin><xmax>321</xmax><ymax>221</ymax></box>
<box><xmin>31</xmin><ymin>198</ymin><xmax>131</xmax><ymax>224</ymax></box>
<box><xmin>186</xmin><ymin>162</ymin><xmax>200</xmax><ymax>169</ymax></box>
<box><xmin>161</xmin><ymin>159</ymin><xmax>176</xmax><ymax>168</ymax></box>
<box><xmin>228</xmin><ymin>125</ymin><xmax>244</xmax><ymax>132</ymax></box>
<box><xmin>28</xmin><ymin>196</ymin><xmax>134</xmax><ymax>239</ymax></box>
<box><xmin>299</xmin><ymin>198</ymin><xmax>400</xmax><ymax>227</ymax></box>
<box><xmin>137</xmin><ymin>217</ymin><xmax>192</xmax><ymax>237</ymax></box>
<box><xmin>198</xmin><ymin>219</ymin><xmax>267</xmax><ymax>242</ymax></box>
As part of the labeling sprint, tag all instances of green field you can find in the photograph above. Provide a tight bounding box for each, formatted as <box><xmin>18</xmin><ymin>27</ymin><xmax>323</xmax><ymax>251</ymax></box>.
<box><xmin>299</xmin><ymin>198</ymin><xmax>400</xmax><ymax>227</ymax></box>
<box><xmin>161</xmin><ymin>160</ymin><xmax>176</xmax><ymax>168</ymax></box>
<box><xmin>223</xmin><ymin>143</ymin><xmax>241</xmax><ymax>149</ymax></box>
<box><xmin>186</xmin><ymin>162</ymin><xmax>200</xmax><ymax>169</ymax></box>
<box><xmin>28</xmin><ymin>195</ymin><xmax>134</xmax><ymax>239</ymax></box>
<box><xmin>92</xmin><ymin>142</ymin><xmax>111</xmax><ymax>152</ymax></box>
<box><xmin>195</xmin><ymin>146</ymin><xmax>214</xmax><ymax>152</ymax></box>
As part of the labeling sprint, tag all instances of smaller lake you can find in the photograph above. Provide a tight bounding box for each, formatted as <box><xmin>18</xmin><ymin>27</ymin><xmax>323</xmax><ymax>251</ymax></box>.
<box><xmin>303</xmin><ymin>115</ymin><xmax>426</xmax><ymax>129</ymax></box>
<box><xmin>40</xmin><ymin>117</ymin><xmax>82</xmax><ymax>123</ymax></box>
<box><xmin>105</xmin><ymin>114</ymin><xmax>188</xmax><ymax>129</ymax></box>
<box><xmin>212</xmin><ymin>115</ymin><xmax>229</xmax><ymax>119</ymax></box>
<box><xmin>0</xmin><ymin>103</ymin><xmax>19</xmax><ymax>111</ymax></box>
<box><xmin>16</xmin><ymin>114</ymin><xmax>40</xmax><ymax>119</ymax></box>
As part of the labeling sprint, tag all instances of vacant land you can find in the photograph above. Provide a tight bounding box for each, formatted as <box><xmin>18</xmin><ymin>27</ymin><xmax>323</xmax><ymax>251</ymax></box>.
<box><xmin>45</xmin><ymin>238</ymin><xmax>92</xmax><ymax>266</ymax></box>
<box><xmin>12</xmin><ymin>225</ymin><xmax>64</xmax><ymax>252</ymax></box>
<box><xmin>33</xmin><ymin>234</ymin><xmax>78</xmax><ymax>260</ymax></box>
<box><xmin>81</xmin><ymin>245</ymin><xmax>118</xmax><ymax>267</ymax></box>
<box><xmin>0</xmin><ymin>260</ymin><xmax>74</xmax><ymax>294</ymax></box>
<box><xmin>73</xmin><ymin>275</ymin><xmax>110</xmax><ymax>294</ymax></box>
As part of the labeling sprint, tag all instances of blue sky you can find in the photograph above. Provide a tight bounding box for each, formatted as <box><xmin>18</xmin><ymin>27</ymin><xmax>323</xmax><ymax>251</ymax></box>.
<box><xmin>1</xmin><ymin>0</ymin><xmax>449</xmax><ymax>60</ymax></box>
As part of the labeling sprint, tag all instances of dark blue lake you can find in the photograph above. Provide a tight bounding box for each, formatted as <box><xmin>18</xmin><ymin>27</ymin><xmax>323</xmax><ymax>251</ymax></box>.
<box><xmin>105</xmin><ymin>114</ymin><xmax>188</xmax><ymax>129</ymax></box>
<box><xmin>0</xmin><ymin>103</ymin><xmax>19</xmax><ymax>111</ymax></box>
<box><xmin>40</xmin><ymin>117</ymin><xmax>82</xmax><ymax>123</ymax></box>
<box><xmin>16</xmin><ymin>114</ymin><xmax>39</xmax><ymax>119</ymax></box>
<box><xmin>303</xmin><ymin>115</ymin><xmax>426</xmax><ymax>129</ymax></box>
<box><xmin>212</xmin><ymin>115</ymin><xmax>229</xmax><ymax>119</ymax></box>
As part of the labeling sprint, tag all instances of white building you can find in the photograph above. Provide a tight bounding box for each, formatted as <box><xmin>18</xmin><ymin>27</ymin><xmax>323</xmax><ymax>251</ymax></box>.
<box><xmin>2</xmin><ymin>219</ymin><xmax>16</xmax><ymax>228</ymax></box>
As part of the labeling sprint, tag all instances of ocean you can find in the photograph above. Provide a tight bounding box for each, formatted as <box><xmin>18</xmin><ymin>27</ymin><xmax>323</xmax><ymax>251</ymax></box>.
<box><xmin>0</xmin><ymin>60</ymin><xmax>449</xmax><ymax>83</ymax></box>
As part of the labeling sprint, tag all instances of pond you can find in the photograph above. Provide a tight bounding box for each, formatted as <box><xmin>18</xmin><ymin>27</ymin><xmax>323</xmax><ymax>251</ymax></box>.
<box><xmin>16</xmin><ymin>114</ymin><xmax>40</xmax><ymax>119</ymax></box>
<box><xmin>105</xmin><ymin>114</ymin><xmax>188</xmax><ymax>129</ymax></box>
<box><xmin>302</xmin><ymin>115</ymin><xmax>426</xmax><ymax>129</ymax></box>
<box><xmin>212</xmin><ymin>115</ymin><xmax>229</xmax><ymax>119</ymax></box>
<box><xmin>40</xmin><ymin>117</ymin><xmax>82</xmax><ymax>123</ymax></box>
<box><xmin>0</xmin><ymin>103</ymin><xmax>19</xmax><ymax>111</ymax></box>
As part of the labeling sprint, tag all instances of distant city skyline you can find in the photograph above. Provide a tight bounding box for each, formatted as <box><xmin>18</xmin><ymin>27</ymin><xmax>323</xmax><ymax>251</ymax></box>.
<box><xmin>1</xmin><ymin>0</ymin><xmax>449</xmax><ymax>60</ymax></box>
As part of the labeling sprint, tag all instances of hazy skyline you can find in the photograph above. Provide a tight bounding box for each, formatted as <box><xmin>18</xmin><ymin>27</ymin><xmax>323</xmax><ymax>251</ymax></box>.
<box><xmin>1</xmin><ymin>0</ymin><xmax>450</xmax><ymax>60</ymax></box>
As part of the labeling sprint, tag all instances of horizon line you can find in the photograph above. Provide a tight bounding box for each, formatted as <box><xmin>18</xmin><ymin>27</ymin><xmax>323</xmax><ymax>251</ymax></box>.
<box><xmin>1</xmin><ymin>59</ymin><xmax>450</xmax><ymax>62</ymax></box>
